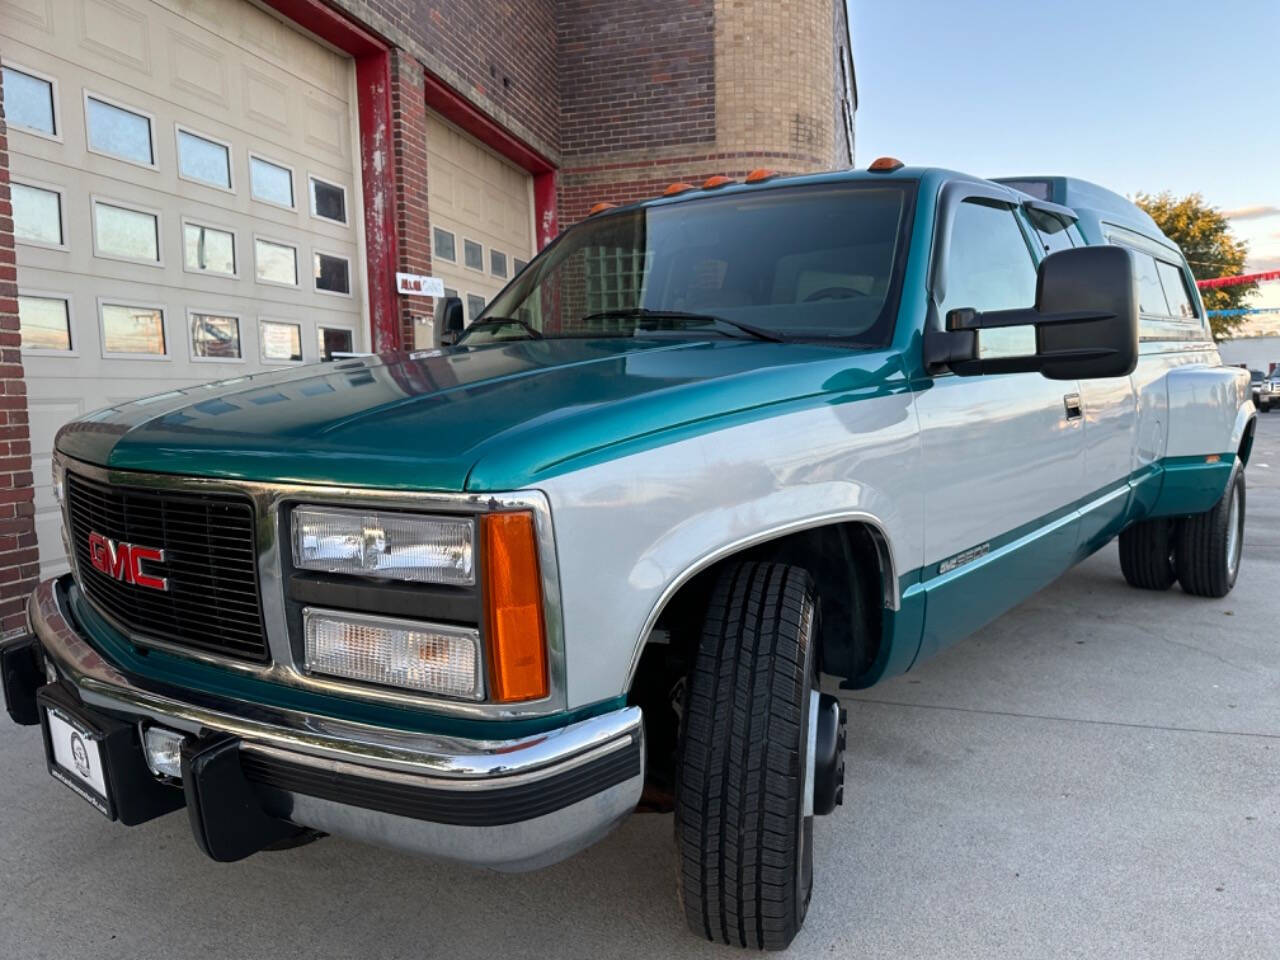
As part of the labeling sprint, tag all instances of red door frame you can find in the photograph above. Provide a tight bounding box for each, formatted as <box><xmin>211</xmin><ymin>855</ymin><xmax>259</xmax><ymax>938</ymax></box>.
<box><xmin>422</xmin><ymin>72</ymin><xmax>560</xmax><ymax>252</ymax></box>
<box><xmin>257</xmin><ymin>0</ymin><xmax>400</xmax><ymax>351</ymax></box>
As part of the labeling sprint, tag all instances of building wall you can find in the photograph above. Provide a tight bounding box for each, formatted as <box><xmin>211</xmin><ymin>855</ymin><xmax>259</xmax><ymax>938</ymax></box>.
<box><xmin>0</xmin><ymin>66</ymin><xmax>41</xmax><ymax>637</ymax></box>
<box><xmin>557</xmin><ymin>0</ymin><xmax>853</xmax><ymax>224</ymax></box>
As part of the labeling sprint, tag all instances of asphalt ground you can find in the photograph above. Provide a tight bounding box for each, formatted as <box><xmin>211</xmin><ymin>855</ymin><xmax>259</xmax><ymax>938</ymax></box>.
<box><xmin>2</xmin><ymin>415</ymin><xmax>1276</xmax><ymax>959</ymax></box>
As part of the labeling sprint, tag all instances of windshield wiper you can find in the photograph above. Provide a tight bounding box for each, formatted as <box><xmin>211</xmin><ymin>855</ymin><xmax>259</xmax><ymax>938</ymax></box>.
<box><xmin>460</xmin><ymin>316</ymin><xmax>543</xmax><ymax>341</ymax></box>
<box><xmin>576</xmin><ymin>308</ymin><xmax>786</xmax><ymax>343</ymax></box>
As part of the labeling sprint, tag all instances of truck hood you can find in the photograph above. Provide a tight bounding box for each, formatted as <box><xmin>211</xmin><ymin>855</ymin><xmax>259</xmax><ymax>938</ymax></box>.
<box><xmin>56</xmin><ymin>338</ymin><xmax>904</xmax><ymax>491</ymax></box>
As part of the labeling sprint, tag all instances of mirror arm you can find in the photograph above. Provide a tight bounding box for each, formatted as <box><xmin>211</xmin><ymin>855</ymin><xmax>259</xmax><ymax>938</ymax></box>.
<box><xmin>948</xmin><ymin>306</ymin><xmax>1117</xmax><ymax>332</ymax></box>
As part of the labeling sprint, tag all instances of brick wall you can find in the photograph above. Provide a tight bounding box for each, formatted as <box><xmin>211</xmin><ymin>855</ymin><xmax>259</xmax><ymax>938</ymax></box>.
<box><xmin>558</xmin><ymin>0</ymin><xmax>715</xmax><ymax>159</ymax></box>
<box><xmin>0</xmin><ymin>67</ymin><xmax>40</xmax><ymax>638</ymax></box>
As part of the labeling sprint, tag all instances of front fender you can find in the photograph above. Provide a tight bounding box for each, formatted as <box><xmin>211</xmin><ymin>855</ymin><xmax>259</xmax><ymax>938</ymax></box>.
<box><xmin>538</xmin><ymin>393</ymin><xmax>923</xmax><ymax>708</ymax></box>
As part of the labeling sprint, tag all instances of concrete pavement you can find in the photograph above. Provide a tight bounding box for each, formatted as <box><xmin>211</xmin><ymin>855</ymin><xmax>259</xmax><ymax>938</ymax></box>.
<box><xmin>1</xmin><ymin>417</ymin><xmax>1276</xmax><ymax>959</ymax></box>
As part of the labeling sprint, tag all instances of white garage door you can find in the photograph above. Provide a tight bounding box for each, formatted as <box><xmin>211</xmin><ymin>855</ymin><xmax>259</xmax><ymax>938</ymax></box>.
<box><xmin>3</xmin><ymin>0</ymin><xmax>368</xmax><ymax>576</ymax></box>
<box><xmin>422</xmin><ymin>111</ymin><xmax>534</xmax><ymax>346</ymax></box>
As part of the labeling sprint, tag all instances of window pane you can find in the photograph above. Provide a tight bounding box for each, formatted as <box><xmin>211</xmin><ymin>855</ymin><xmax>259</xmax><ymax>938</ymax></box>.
<box><xmin>94</xmin><ymin>203</ymin><xmax>158</xmax><ymax>261</ymax></box>
<box><xmin>464</xmin><ymin>239</ymin><xmax>483</xmax><ymax>270</ymax></box>
<box><xmin>250</xmin><ymin>156</ymin><xmax>293</xmax><ymax>206</ymax></box>
<box><xmin>191</xmin><ymin>312</ymin><xmax>241</xmax><ymax>359</ymax></box>
<box><xmin>102</xmin><ymin>304</ymin><xmax>165</xmax><ymax>355</ymax></box>
<box><xmin>310</xmin><ymin>178</ymin><xmax>346</xmax><ymax>222</ymax></box>
<box><xmin>939</xmin><ymin>201</ymin><xmax>1037</xmax><ymax>317</ymax></box>
<box><xmin>255</xmin><ymin>239</ymin><xmax>297</xmax><ymax>285</ymax></box>
<box><xmin>178</xmin><ymin>130</ymin><xmax>231</xmax><ymax>188</ymax></box>
<box><xmin>12</xmin><ymin>183</ymin><xmax>62</xmax><ymax>245</ymax></box>
<box><xmin>443</xmin><ymin>287</ymin><xmax>458</xmax><ymax>300</ymax></box>
<box><xmin>1131</xmin><ymin>251</ymin><xmax>1172</xmax><ymax>316</ymax></box>
<box><xmin>86</xmin><ymin>97</ymin><xmax>152</xmax><ymax>164</ymax></box>
<box><xmin>1026</xmin><ymin>209</ymin><xmax>1075</xmax><ymax>255</ymax></box>
<box><xmin>318</xmin><ymin>327</ymin><xmax>353</xmax><ymax>360</ymax></box>
<box><xmin>183</xmin><ymin>223</ymin><xmax>235</xmax><ymax>275</ymax></box>
<box><xmin>261</xmin><ymin>320</ymin><xmax>302</xmax><ymax>361</ymax></box>
<box><xmin>466</xmin><ymin>294</ymin><xmax>486</xmax><ymax>319</ymax></box>
<box><xmin>314</xmin><ymin>252</ymin><xmax>350</xmax><ymax>294</ymax></box>
<box><xmin>18</xmin><ymin>295</ymin><xmax>71</xmax><ymax>351</ymax></box>
<box><xmin>3</xmin><ymin>67</ymin><xmax>55</xmax><ymax>135</ymax></box>
<box><xmin>433</xmin><ymin>229</ymin><xmax>456</xmax><ymax>262</ymax></box>
<box><xmin>513</xmin><ymin>258</ymin><xmax>528</xmax><ymax>276</ymax></box>
<box><xmin>1156</xmin><ymin>260</ymin><xmax>1197</xmax><ymax>320</ymax></box>
<box><xmin>490</xmin><ymin>249</ymin><xmax>508</xmax><ymax>278</ymax></box>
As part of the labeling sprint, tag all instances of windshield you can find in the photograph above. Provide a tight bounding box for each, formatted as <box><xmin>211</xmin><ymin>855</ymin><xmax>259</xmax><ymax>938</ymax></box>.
<box><xmin>479</xmin><ymin>181</ymin><xmax>916</xmax><ymax>346</ymax></box>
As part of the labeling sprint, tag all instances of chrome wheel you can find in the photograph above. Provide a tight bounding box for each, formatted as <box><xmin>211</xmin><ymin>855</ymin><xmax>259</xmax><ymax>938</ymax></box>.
<box><xmin>1226</xmin><ymin>480</ymin><xmax>1243</xmax><ymax>580</ymax></box>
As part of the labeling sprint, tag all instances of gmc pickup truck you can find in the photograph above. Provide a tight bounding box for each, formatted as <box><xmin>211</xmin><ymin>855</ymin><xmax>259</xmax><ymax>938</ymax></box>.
<box><xmin>2</xmin><ymin>162</ymin><xmax>1256</xmax><ymax>950</ymax></box>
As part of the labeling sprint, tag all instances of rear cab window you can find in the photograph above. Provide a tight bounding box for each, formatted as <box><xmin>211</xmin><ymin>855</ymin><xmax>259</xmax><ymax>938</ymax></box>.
<box><xmin>1104</xmin><ymin>224</ymin><xmax>1206</xmax><ymax>341</ymax></box>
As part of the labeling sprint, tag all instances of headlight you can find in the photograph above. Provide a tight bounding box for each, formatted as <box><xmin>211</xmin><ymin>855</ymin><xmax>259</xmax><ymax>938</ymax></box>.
<box><xmin>292</xmin><ymin>506</ymin><xmax>474</xmax><ymax>585</ymax></box>
<box><xmin>304</xmin><ymin>607</ymin><xmax>482</xmax><ymax>699</ymax></box>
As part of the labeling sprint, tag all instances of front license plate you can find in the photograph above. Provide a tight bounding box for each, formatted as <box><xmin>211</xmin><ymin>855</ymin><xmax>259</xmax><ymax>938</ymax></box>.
<box><xmin>43</xmin><ymin>705</ymin><xmax>112</xmax><ymax>817</ymax></box>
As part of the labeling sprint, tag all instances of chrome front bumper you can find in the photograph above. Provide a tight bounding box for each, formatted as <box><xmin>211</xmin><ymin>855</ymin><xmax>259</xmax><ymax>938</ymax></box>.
<box><xmin>27</xmin><ymin>578</ymin><xmax>644</xmax><ymax>871</ymax></box>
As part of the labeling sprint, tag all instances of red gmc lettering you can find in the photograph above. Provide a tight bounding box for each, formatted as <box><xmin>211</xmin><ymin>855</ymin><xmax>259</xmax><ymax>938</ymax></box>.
<box><xmin>87</xmin><ymin>532</ymin><xmax>167</xmax><ymax>591</ymax></box>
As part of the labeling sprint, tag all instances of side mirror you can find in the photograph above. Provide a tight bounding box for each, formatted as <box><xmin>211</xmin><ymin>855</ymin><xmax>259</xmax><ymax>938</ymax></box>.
<box><xmin>435</xmin><ymin>296</ymin><xmax>465</xmax><ymax>347</ymax></box>
<box><xmin>925</xmin><ymin>245</ymin><xmax>1139</xmax><ymax>380</ymax></box>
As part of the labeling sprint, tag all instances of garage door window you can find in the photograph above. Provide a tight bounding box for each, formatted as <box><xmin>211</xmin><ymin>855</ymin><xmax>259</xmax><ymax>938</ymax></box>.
<box><xmin>260</xmin><ymin>319</ymin><xmax>303</xmax><ymax>362</ymax></box>
<box><xmin>12</xmin><ymin>182</ymin><xmax>64</xmax><ymax>247</ymax></box>
<box><xmin>433</xmin><ymin>229</ymin><xmax>456</xmax><ymax>262</ymax></box>
<box><xmin>183</xmin><ymin>222</ymin><xmax>236</xmax><ymax>276</ymax></box>
<box><xmin>3</xmin><ymin>65</ymin><xmax>57</xmax><ymax>137</ymax></box>
<box><xmin>177</xmin><ymin>127</ymin><xmax>232</xmax><ymax>190</ymax></box>
<box><xmin>464</xmin><ymin>240</ymin><xmax>484</xmax><ymax>271</ymax></box>
<box><xmin>513</xmin><ymin>258</ymin><xmax>528</xmax><ymax>277</ymax></box>
<box><xmin>250</xmin><ymin>155</ymin><xmax>294</xmax><ymax>208</ymax></box>
<box><xmin>101</xmin><ymin>303</ymin><xmax>166</xmax><ymax>356</ymax></box>
<box><xmin>314</xmin><ymin>252</ymin><xmax>350</xmax><ymax>295</ymax></box>
<box><xmin>318</xmin><ymin>326</ymin><xmax>354</xmax><ymax>360</ymax></box>
<box><xmin>309</xmin><ymin>176</ymin><xmax>346</xmax><ymax>224</ymax></box>
<box><xmin>18</xmin><ymin>295</ymin><xmax>73</xmax><ymax>352</ymax></box>
<box><xmin>190</xmin><ymin>312</ymin><xmax>242</xmax><ymax>360</ymax></box>
<box><xmin>93</xmin><ymin>201</ymin><xmax>160</xmax><ymax>264</ymax></box>
<box><xmin>255</xmin><ymin>238</ymin><xmax>298</xmax><ymax>286</ymax></box>
<box><xmin>490</xmin><ymin>250</ymin><xmax>508</xmax><ymax>279</ymax></box>
<box><xmin>85</xmin><ymin>94</ymin><xmax>154</xmax><ymax>167</ymax></box>
<box><xmin>466</xmin><ymin>294</ymin><xmax>485</xmax><ymax>319</ymax></box>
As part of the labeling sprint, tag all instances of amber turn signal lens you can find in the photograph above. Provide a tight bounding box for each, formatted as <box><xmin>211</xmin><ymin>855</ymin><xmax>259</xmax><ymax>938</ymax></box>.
<box><xmin>744</xmin><ymin>168</ymin><xmax>778</xmax><ymax>183</ymax></box>
<box><xmin>663</xmin><ymin>182</ymin><xmax>695</xmax><ymax>196</ymax></box>
<box><xmin>482</xmin><ymin>512</ymin><xmax>549</xmax><ymax>702</ymax></box>
<box><xmin>588</xmin><ymin>201</ymin><xmax>617</xmax><ymax>216</ymax></box>
<box><xmin>702</xmin><ymin>175</ymin><xmax>734</xmax><ymax>189</ymax></box>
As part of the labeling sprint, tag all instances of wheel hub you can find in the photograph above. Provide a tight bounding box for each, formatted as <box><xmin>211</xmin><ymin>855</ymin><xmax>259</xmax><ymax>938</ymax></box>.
<box><xmin>807</xmin><ymin>693</ymin><xmax>846</xmax><ymax>817</ymax></box>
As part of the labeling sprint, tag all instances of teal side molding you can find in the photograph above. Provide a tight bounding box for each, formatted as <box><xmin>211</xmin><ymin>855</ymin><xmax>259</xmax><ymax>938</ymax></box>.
<box><xmin>66</xmin><ymin>582</ymin><xmax>625</xmax><ymax>739</ymax></box>
<box><xmin>1147</xmin><ymin>455</ymin><xmax>1234</xmax><ymax>518</ymax></box>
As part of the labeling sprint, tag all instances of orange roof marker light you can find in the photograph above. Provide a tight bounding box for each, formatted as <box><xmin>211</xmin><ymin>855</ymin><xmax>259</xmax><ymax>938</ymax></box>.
<box><xmin>868</xmin><ymin>156</ymin><xmax>905</xmax><ymax>173</ymax></box>
<box><xmin>702</xmin><ymin>175</ymin><xmax>735</xmax><ymax>189</ymax></box>
<box><xmin>663</xmin><ymin>182</ymin><xmax>696</xmax><ymax>196</ymax></box>
<box><xmin>587</xmin><ymin>202</ymin><xmax>617</xmax><ymax>216</ymax></box>
<box><xmin>745</xmin><ymin>168</ymin><xmax>778</xmax><ymax>184</ymax></box>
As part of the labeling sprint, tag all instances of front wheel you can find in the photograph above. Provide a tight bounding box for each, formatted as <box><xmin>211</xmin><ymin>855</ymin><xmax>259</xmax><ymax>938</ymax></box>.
<box><xmin>675</xmin><ymin>562</ymin><xmax>836</xmax><ymax>951</ymax></box>
<box><xmin>1175</xmin><ymin>463</ymin><xmax>1246</xmax><ymax>598</ymax></box>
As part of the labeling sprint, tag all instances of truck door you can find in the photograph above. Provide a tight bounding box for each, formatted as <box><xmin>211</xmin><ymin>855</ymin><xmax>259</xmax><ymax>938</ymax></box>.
<box><xmin>913</xmin><ymin>190</ymin><xmax>1085</xmax><ymax>664</ymax></box>
<box><xmin>1025</xmin><ymin>206</ymin><xmax>1137</xmax><ymax>556</ymax></box>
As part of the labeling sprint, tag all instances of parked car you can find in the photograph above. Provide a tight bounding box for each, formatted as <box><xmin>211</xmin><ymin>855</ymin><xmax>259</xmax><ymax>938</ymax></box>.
<box><xmin>3</xmin><ymin>163</ymin><xmax>1256</xmax><ymax>950</ymax></box>
<box><xmin>1259</xmin><ymin>367</ymin><xmax>1279</xmax><ymax>412</ymax></box>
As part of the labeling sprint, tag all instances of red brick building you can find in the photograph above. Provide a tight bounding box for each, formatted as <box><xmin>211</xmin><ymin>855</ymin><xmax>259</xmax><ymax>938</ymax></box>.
<box><xmin>0</xmin><ymin>0</ymin><xmax>856</xmax><ymax>633</ymax></box>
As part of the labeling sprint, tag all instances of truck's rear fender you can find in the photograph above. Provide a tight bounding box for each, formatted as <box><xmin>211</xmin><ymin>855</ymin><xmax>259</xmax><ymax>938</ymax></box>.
<box><xmin>1148</xmin><ymin>364</ymin><xmax>1253</xmax><ymax>518</ymax></box>
<box><xmin>537</xmin><ymin>392</ymin><xmax>925</xmax><ymax>709</ymax></box>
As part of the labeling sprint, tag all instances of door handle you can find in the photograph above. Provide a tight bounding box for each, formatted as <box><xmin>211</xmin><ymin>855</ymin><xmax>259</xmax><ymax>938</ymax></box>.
<box><xmin>1063</xmin><ymin>393</ymin><xmax>1083</xmax><ymax>420</ymax></box>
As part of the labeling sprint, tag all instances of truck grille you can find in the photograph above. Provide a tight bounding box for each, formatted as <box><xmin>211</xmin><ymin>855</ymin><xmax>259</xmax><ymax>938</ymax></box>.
<box><xmin>66</xmin><ymin>472</ymin><xmax>269</xmax><ymax>661</ymax></box>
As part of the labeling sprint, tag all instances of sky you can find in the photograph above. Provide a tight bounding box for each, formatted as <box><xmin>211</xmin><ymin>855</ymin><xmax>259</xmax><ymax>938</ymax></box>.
<box><xmin>846</xmin><ymin>0</ymin><xmax>1280</xmax><ymax>333</ymax></box>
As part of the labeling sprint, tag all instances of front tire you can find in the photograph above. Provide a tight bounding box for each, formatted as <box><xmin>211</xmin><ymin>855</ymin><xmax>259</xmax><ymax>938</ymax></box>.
<box><xmin>1175</xmin><ymin>463</ymin><xmax>1245</xmax><ymax>598</ymax></box>
<box><xmin>675</xmin><ymin>562</ymin><xmax>820</xmax><ymax>951</ymax></box>
<box><xmin>1118</xmin><ymin>517</ymin><xmax>1178</xmax><ymax>590</ymax></box>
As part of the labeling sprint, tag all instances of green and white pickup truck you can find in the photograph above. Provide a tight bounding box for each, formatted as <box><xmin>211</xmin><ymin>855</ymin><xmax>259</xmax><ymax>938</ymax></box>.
<box><xmin>3</xmin><ymin>162</ymin><xmax>1256</xmax><ymax>949</ymax></box>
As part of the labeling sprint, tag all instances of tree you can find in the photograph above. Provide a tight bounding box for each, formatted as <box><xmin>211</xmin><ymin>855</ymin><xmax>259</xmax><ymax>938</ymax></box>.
<box><xmin>1134</xmin><ymin>192</ymin><xmax>1256</xmax><ymax>340</ymax></box>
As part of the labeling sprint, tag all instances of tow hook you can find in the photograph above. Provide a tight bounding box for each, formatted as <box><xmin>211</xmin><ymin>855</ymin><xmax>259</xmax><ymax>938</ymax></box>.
<box><xmin>813</xmin><ymin>694</ymin><xmax>847</xmax><ymax>816</ymax></box>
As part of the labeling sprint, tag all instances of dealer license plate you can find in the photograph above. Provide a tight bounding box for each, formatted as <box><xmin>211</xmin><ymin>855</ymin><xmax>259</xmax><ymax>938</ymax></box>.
<box><xmin>43</xmin><ymin>705</ymin><xmax>112</xmax><ymax>817</ymax></box>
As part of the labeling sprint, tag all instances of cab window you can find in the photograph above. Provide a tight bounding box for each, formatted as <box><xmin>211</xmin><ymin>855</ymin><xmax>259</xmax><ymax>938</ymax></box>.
<box><xmin>1155</xmin><ymin>259</ymin><xmax>1197</xmax><ymax>320</ymax></box>
<box><xmin>1026</xmin><ymin>208</ymin><xmax>1076</xmax><ymax>256</ymax></box>
<box><xmin>939</xmin><ymin>199</ymin><xmax>1038</xmax><ymax>318</ymax></box>
<box><xmin>1130</xmin><ymin>251</ymin><xmax>1172</xmax><ymax>316</ymax></box>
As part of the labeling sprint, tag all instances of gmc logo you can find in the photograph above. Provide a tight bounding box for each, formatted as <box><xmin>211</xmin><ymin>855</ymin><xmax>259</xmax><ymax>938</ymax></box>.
<box><xmin>87</xmin><ymin>532</ymin><xmax>168</xmax><ymax>592</ymax></box>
